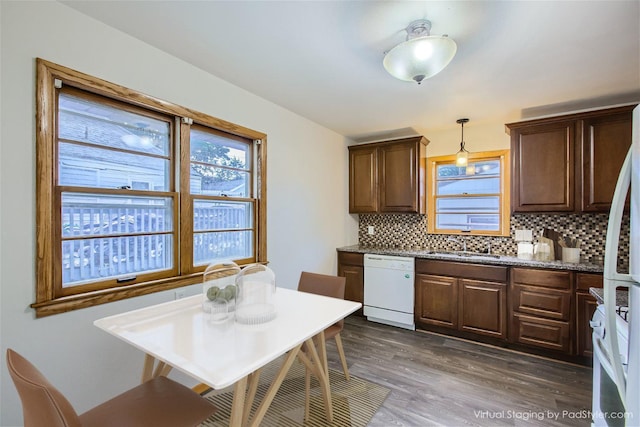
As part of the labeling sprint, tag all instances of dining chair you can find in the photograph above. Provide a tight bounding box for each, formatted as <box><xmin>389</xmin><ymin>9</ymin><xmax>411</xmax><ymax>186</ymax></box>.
<box><xmin>297</xmin><ymin>271</ymin><xmax>350</xmax><ymax>380</ymax></box>
<box><xmin>6</xmin><ymin>348</ymin><xmax>217</xmax><ymax>427</ymax></box>
<box><xmin>297</xmin><ymin>271</ymin><xmax>350</xmax><ymax>421</ymax></box>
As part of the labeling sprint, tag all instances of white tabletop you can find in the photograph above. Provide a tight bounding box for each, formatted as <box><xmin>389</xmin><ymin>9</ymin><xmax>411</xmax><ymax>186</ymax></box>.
<box><xmin>94</xmin><ymin>288</ymin><xmax>361</xmax><ymax>389</ymax></box>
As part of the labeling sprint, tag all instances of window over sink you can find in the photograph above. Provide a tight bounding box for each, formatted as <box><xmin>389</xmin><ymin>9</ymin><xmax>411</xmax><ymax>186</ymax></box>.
<box><xmin>427</xmin><ymin>150</ymin><xmax>510</xmax><ymax>236</ymax></box>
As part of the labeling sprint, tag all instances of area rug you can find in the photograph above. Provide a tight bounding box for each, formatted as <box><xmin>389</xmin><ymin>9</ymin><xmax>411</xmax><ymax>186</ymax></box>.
<box><xmin>199</xmin><ymin>357</ymin><xmax>389</xmax><ymax>427</ymax></box>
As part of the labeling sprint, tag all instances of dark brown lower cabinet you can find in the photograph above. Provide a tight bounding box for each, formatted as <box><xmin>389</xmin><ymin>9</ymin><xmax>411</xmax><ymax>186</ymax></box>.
<box><xmin>576</xmin><ymin>273</ymin><xmax>603</xmax><ymax>358</ymax></box>
<box><xmin>510</xmin><ymin>267</ymin><xmax>574</xmax><ymax>355</ymax></box>
<box><xmin>337</xmin><ymin>252</ymin><xmax>602</xmax><ymax>363</ymax></box>
<box><xmin>337</xmin><ymin>251</ymin><xmax>364</xmax><ymax>316</ymax></box>
<box><xmin>576</xmin><ymin>292</ymin><xmax>598</xmax><ymax>357</ymax></box>
<box><xmin>459</xmin><ymin>279</ymin><xmax>507</xmax><ymax>340</ymax></box>
<box><xmin>415</xmin><ymin>260</ymin><xmax>508</xmax><ymax>341</ymax></box>
<box><xmin>416</xmin><ymin>274</ymin><xmax>458</xmax><ymax>329</ymax></box>
<box><xmin>511</xmin><ymin>312</ymin><xmax>571</xmax><ymax>353</ymax></box>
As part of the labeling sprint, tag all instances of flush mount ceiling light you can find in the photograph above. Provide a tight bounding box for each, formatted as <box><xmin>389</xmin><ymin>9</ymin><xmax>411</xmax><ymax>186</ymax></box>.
<box><xmin>455</xmin><ymin>118</ymin><xmax>470</xmax><ymax>167</ymax></box>
<box><xmin>383</xmin><ymin>19</ymin><xmax>457</xmax><ymax>84</ymax></box>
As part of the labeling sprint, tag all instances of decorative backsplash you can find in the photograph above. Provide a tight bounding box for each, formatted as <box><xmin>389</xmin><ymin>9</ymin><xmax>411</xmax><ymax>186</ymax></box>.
<box><xmin>357</xmin><ymin>213</ymin><xmax>630</xmax><ymax>268</ymax></box>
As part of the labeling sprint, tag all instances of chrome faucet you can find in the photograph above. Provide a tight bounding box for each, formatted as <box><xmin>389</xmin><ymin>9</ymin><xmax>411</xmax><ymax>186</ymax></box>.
<box><xmin>447</xmin><ymin>237</ymin><xmax>467</xmax><ymax>252</ymax></box>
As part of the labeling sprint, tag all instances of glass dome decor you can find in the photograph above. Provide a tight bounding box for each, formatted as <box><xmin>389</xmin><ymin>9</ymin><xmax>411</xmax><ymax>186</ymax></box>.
<box><xmin>202</xmin><ymin>261</ymin><xmax>241</xmax><ymax>318</ymax></box>
<box><xmin>234</xmin><ymin>263</ymin><xmax>277</xmax><ymax>325</ymax></box>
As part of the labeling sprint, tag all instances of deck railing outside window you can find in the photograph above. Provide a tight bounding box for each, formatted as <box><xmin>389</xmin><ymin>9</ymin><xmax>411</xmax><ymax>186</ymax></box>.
<box><xmin>62</xmin><ymin>203</ymin><xmax>246</xmax><ymax>286</ymax></box>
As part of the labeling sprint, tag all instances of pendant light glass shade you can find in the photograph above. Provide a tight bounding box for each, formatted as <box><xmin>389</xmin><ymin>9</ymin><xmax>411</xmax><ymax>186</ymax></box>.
<box><xmin>456</xmin><ymin>147</ymin><xmax>468</xmax><ymax>167</ymax></box>
<box><xmin>455</xmin><ymin>118</ymin><xmax>470</xmax><ymax>167</ymax></box>
<box><xmin>383</xmin><ymin>20</ymin><xmax>457</xmax><ymax>84</ymax></box>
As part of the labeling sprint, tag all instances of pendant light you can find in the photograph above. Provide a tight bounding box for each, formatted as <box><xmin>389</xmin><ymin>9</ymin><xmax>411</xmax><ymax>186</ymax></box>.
<box><xmin>455</xmin><ymin>118</ymin><xmax>470</xmax><ymax>167</ymax></box>
<box><xmin>383</xmin><ymin>19</ymin><xmax>457</xmax><ymax>84</ymax></box>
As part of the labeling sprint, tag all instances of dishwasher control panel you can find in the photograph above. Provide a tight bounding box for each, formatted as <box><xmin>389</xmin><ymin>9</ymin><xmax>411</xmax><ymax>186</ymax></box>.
<box><xmin>364</xmin><ymin>254</ymin><xmax>414</xmax><ymax>271</ymax></box>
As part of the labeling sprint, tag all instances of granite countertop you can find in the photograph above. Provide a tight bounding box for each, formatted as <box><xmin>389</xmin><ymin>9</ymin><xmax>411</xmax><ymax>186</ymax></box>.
<box><xmin>337</xmin><ymin>244</ymin><xmax>604</xmax><ymax>273</ymax></box>
<box><xmin>589</xmin><ymin>287</ymin><xmax>629</xmax><ymax>306</ymax></box>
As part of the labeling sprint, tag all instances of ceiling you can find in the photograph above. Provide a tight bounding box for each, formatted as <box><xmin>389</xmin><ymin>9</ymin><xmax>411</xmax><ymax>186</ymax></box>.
<box><xmin>61</xmin><ymin>0</ymin><xmax>640</xmax><ymax>141</ymax></box>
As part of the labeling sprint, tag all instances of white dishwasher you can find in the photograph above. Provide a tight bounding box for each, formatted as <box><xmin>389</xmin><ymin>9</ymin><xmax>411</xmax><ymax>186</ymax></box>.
<box><xmin>363</xmin><ymin>254</ymin><xmax>415</xmax><ymax>330</ymax></box>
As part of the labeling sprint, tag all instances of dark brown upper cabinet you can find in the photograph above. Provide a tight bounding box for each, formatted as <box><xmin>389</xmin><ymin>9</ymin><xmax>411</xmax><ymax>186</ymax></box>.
<box><xmin>348</xmin><ymin>136</ymin><xmax>429</xmax><ymax>214</ymax></box>
<box><xmin>506</xmin><ymin>105</ymin><xmax>635</xmax><ymax>213</ymax></box>
<box><xmin>580</xmin><ymin>111</ymin><xmax>633</xmax><ymax>212</ymax></box>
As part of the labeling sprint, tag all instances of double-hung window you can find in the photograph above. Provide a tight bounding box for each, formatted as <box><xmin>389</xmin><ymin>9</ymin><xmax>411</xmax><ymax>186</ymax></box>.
<box><xmin>427</xmin><ymin>150</ymin><xmax>510</xmax><ymax>236</ymax></box>
<box><xmin>58</xmin><ymin>89</ymin><xmax>176</xmax><ymax>290</ymax></box>
<box><xmin>34</xmin><ymin>59</ymin><xmax>266</xmax><ymax>317</ymax></box>
<box><xmin>186</xmin><ymin>125</ymin><xmax>256</xmax><ymax>267</ymax></box>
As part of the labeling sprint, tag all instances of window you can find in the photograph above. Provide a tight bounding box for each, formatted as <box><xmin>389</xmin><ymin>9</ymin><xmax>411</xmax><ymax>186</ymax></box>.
<box><xmin>427</xmin><ymin>150</ymin><xmax>510</xmax><ymax>236</ymax></box>
<box><xmin>34</xmin><ymin>59</ymin><xmax>267</xmax><ymax>317</ymax></box>
<box><xmin>187</xmin><ymin>125</ymin><xmax>256</xmax><ymax>267</ymax></box>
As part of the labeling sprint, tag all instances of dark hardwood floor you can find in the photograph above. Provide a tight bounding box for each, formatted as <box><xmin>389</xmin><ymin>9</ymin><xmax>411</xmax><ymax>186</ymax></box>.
<box><xmin>324</xmin><ymin>316</ymin><xmax>593</xmax><ymax>427</ymax></box>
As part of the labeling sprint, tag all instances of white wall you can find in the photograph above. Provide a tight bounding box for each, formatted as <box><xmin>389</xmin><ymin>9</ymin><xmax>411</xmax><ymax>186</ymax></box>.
<box><xmin>0</xmin><ymin>2</ymin><xmax>358</xmax><ymax>425</ymax></box>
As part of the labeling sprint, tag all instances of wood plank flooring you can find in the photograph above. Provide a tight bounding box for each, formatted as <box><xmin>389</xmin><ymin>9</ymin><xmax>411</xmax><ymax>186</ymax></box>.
<box><xmin>324</xmin><ymin>316</ymin><xmax>593</xmax><ymax>427</ymax></box>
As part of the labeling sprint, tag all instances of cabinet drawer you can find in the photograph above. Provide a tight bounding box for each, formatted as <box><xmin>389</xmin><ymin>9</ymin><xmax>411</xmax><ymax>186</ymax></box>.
<box><xmin>512</xmin><ymin>284</ymin><xmax>571</xmax><ymax>320</ymax></box>
<box><xmin>576</xmin><ymin>273</ymin><xmax>603</xmax><ymax>291</ymax></box>
<box><xmin>512</xmin><ymin>267</ymin><xmax>571</xmax><ymax>290</ymax></box>
<box><xmin>511</xmin><ymin>313</ymin><xmax>571</xmax><ymax>353</ymax></box>
<box><xmin>337</xmin><ymin>251</ymin><xmax>364</xmax><ymax>266</ymax></box>
<box><xmin>416</xmin><ymin>260</ymin><xmax>507</xmax><ymax>283</ymax></box>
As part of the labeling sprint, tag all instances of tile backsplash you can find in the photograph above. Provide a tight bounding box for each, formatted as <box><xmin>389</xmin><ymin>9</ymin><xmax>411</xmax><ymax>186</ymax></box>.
<box><xmin>357</xmin><ymin>212</ymin><xmax>630</xmax><ymax>268</ymax></box>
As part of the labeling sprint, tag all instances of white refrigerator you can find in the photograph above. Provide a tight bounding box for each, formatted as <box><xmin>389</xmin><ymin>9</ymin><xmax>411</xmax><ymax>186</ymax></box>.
<box><xmin>600</xmin><ymin>104</ymin><xmax>639</xmax><ymax>425</ymax></box>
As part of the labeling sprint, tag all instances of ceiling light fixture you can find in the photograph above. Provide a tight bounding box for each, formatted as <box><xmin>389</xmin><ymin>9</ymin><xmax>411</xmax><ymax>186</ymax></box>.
<box><xmin>383</xmin><ymin>19</ymin><xmax>457</xmax><ymax>84</ymax></box>
<box><xmin>455</xmin><ymin>118</ymin><xmax>470</xmax><ymax>167</ymax></box>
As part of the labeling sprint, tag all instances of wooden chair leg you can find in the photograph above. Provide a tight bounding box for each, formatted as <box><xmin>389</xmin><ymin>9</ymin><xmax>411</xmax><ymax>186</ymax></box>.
<box><xmin>334</xmin><ymin>333</ymin><xmax>350</xmax><ymax>381</ymax></box>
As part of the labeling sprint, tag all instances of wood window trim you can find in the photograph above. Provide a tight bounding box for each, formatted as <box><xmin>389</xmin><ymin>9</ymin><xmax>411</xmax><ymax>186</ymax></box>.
<box><xmin>33</xmin><ymin>58</ymin><xmax>268</xmax><ymax>317</ymax></box>
<box><xmin>427</xmin><ymin>149</ymin><xmax>510</xmax><ymax>236</ymax></box>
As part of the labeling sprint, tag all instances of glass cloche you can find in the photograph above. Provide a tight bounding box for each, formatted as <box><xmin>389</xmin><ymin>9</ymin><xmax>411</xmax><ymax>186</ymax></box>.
<box><xmin>234</xmin><ymin>263</ymin><xmax>276</xmax><ymax>324</ymax></box>
<box><xmin>202</xmin><ymin>261</ymin><xmax>241</xmax><ymax>319</ymax></box>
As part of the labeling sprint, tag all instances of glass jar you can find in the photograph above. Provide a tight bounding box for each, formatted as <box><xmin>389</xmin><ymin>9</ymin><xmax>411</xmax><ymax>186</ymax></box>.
<box><xmin>234</xmin><ymin>263</ymin><xmax>276</xmax><ymax>324</ymax></box>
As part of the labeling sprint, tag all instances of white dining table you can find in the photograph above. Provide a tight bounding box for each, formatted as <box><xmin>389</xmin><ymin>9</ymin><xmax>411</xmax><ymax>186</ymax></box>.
<box><xmin>94</xmin><ymin>287</ymin><xmax>361</xmax><ymax>427</ymax></box>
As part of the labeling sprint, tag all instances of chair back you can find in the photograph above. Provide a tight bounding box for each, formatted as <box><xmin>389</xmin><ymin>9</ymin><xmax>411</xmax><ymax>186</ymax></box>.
<box><xmin>6</xmin><ymin>349</ymin><xmax>82</xmax><ymax>427</ymax></box>
<box><xmin>298</xmin><ymin>272</ymin><xmax>346</xmax><ymax>329</ymax></box>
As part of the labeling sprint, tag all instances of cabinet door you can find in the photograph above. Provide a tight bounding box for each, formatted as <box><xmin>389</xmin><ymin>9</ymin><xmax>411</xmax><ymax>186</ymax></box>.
<box><xmin>459</xmin><ymin>279</ymin><xmax>507</xmax><ymax>339</ymax></box>
<box><xmin>338</xmin><ymin>253</ymin><xmax>364</xmax><ymax>316</ymax></box>
<box><xmin>349</xmin><ymin>146</ymin><xmax>378</xmax><ymax>213</ymax></box>
<box><xmin>576</xmin><ymin>292</ymin><xmax>598</xmax><ymax>357</ymax></box>
<box><xmin>379</xmin><ymin>141</ymin><xmax>420</xmax><ymax>213</ymax></box>
<box><xmin>415</xmin><ymin>274</ymin><xmax>458</xmax><ymax>329</ymax></box>
<box><xmin>580</xmin><ymin>111</ymin><xmax>633</xmax><ymax>212</ymax></box>
<box><xmin>576</xmin><ymin>273</ymin><xmax>602</xmax><ymax>357</ymax></box>
<box><xmin>510</xmin><ymin>120</ymin><xmax>575</xmax><ymax>212</ymax></box>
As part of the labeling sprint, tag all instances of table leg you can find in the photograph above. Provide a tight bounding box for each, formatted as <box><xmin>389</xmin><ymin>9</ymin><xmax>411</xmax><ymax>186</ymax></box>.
<box><xmin>299</xmin><ymin>337</ymin><xmax>333</xmax><ymax>422</ymax></box>
<box><xmin>141</xmin><ymin>354</ymin><xmax>174</xmax><ymax>383</ymax></box>
<box><xmin>242</xmin><ymin>368</ymin><xmax>262</xmax><ymax>426</ymax></box>
<box><xmin>247</xmin><ymin>343</ymin><xmax>302</xmax><ymax>427</ymax></box>
<box><xmin>230</xmin><ymin>376</ymin><xmax>248</xmax><ymax>427</ymax></box>
<box><xmin>317</xmin><ymin>330</ymin><xmax>328</xmax><ymax>377</ymax></box>
<box><xmin>152</xmin><ymin>361</ymin><xmax>173</xmax><ymax>378</ymax></box>
<box><xmin>304</xmin><ymin>366</ymin><xmax>311</xmax><ymax>421</ymax></box>
<box><xmin>141</xmin><ymin>354</ymin><xmax>155</xmax><ymax>383</ymax></box>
